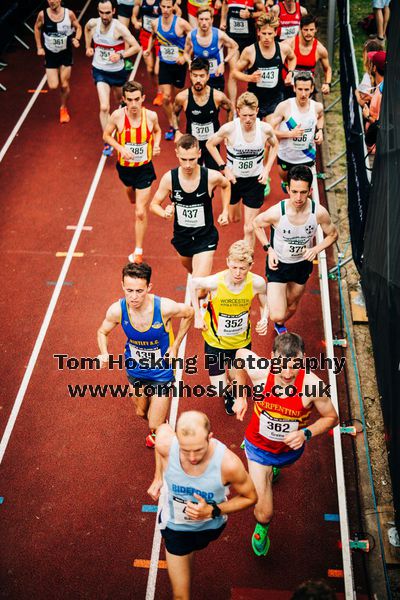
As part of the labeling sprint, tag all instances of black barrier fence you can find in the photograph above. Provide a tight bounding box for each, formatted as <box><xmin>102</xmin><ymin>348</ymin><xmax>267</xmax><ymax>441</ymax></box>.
<box><xmin>0</xmin><ymin>0</ymin><xmax>44</xmax><ymax>55</ymax></box>
<box><xmin>336</xmin><ymin>0</ymin><xmax>371</xmax><ymax>273</ymax></box>
<box><xmin>361</xmin><ymin>0</ymin><xmax>400</xmax><ymax>532</ymax></box>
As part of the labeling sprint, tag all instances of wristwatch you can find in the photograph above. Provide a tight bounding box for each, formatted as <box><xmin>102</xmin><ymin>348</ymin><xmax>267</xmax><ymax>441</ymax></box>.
<box><xmin>218</xmin><ymin>163</ymin><xmax>226</xmax><ymax>171</ymax></box>
<box><xmin>303</xmin><ymin>428</ymin><xmax>312</xmax><ymax>441</ymax></box>
<box><xmin>263</xmin><ymin>243</ymin><xmax>270</xmax><ymax>252</ymax></box>
<box><xmin>210</xmin><ymin>501</ymin><xmax>221</xmax><ymax>518</ymax></box>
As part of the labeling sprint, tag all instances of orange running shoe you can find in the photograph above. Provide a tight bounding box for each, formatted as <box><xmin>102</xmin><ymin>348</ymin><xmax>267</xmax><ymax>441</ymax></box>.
<box><xmin>60</xmin><ymin>107</ymin><xmax>70</xmax><ymax>124</ymax></box>
<box><xmin>128</xmin><ymin>252</ymin><xmax>143</xmax><ymax>264</ymax></box>
<box><xmin>152</xmin><ymin>91</ymin><xmax>164</xmax><ymax>106</ymax></box>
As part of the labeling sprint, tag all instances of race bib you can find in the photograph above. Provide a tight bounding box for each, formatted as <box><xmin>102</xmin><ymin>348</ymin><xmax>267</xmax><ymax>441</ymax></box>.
<box><xmin>125</xmin><ymin>142</ymin><xmax>148</xmax><ymax>162</ymax></box>
<box><xmin>175</xmin><ymin>203</ymin><xmax>205</xmax><ymax>228</ymax></box>
<box><xmin>280</xmin><ymin>25</ymin><xmax>299</xmax><ymax>39</ymax></box>
<box><xmin>217</xmin><ymin>311</ymin><xmax>249</xmax><ymax>336</ymax></box>
<box><xmin>229</xmin><ymin>17</ymin><xmax>249</xmax><ymax>34</ymax></box>
<box><xmin>259</xmin><ymin>412</ymin><xmax>299</xmax><ymax>441</ymax></box>
<box><xmin>285</xmin><ymin>241</ymin><xmax>306</xmax><ymax>258</ymax></box>
<box><xmin>233</xmin><ymin>157</ymin><xmax>255</xmax><ymax>176</ymax></box>
<box><xmin>143</xmin><ymin>14</ymin><xmax>155</xmax><ymax>32</ymax></box>
<box><xmin>129</xmin><ymin>344</ymin><xmax>162</xmax><ymax>364</ymax></box>
<box><xmin>191</xmin><ymin>121</ymin><xmax>214</xmax><ymax>141</ymax></box>
<box><xmin>44</xmin><ymin>33</ymin><xmax>67</xmax><ymax>52</ymax></box>
<box><xmin>257</xmin><ymin>67</ymin><xmax>279</xmax><ymax>89</ymax></box>
<box><xmin>160</xmin><ymin>45</ymin><xmax>179</xmax><ymax>62</ymax></box>
<box><xmin>96</xmin><ymin>46</ymin><xmax>113</xmax><ymax>63</ymax></box>
<box><xmin>208</xmin><ymin>58</ymin><xmax>218</xmax><ymax>75</ymax></box>
<box><xmin>172</xmin><ymin>496</ymin><xmax>211</xmax><ymax>524</ymax></box>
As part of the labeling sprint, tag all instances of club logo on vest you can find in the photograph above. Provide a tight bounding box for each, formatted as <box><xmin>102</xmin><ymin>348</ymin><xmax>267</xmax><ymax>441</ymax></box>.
<box><xmin>152</xmin><ymin>321</ymin><xmax>164</xmax><ymax>329</ymax></box>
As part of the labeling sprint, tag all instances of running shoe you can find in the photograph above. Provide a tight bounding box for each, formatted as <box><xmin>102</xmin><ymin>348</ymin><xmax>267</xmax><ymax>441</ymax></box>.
<box><xmin>274</xmin><ymin>323</ymin><xmax>288</xmax><ymax>335</ymax></box>
<box><xmin>252</xmin><ymin>523</ymin><xmax>270</xmax><ymax>556</ymax></box>
<box><xmin>124</xmin><ymin>58</ymin><xmax>134</xmax><ymax>71</ymax></box>
<box><xmin>103</xmin><ymin>143</ymin><xmax>114</xmax><ymax>157</ymax></box>
<box><xmin>153</xmin><ymin>91</ymin><xmax>164</xmax><ymax>106</ymax></box>
<box><xmin>264</xmin><ymin>177</ymin><xmax>271</xmax><ymax>197</ymax></box>
<box><xmin>145</xmin><ymin>432</ymin><xmax>156</xmax><ymax>448</ymax></box>
<box><xmin>240</xmin><ymin>440</ymin><xmax>245</xmax><ymax>450</ymax></box>
<box><xmin>223</xmin><ymin>389</ymin><xmax>235</xmax><ymax>416</ymax></box>
<box><xmin>272</xmin><ymin>466</ymin><xmax>281</xmax><ymax>483</ymax></box>
<box><xmin>164</xmin><ymin>127</ymin><xmax>176</xmax><ymax>141</ymax></box>
<box><xmin>281</xmin><ymin>181</ymin><xmax>288</xmax><ymax>194</ymax></box>
<box><xmin>128</xmin><ymin>252</ymin><xmax>143</xmax><ymax>264</ymax></box>
<box><xmin>59</xmin><ymin>107</ymin><xmax>70</xmax><ymax>124</ymax></box>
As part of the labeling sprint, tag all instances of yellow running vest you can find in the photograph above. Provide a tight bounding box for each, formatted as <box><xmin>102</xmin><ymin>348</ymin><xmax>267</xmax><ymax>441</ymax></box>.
<box><xmin>202</xmin><ymin>271</ymin><xmax>255</xmax><ymax>350</ymax></box>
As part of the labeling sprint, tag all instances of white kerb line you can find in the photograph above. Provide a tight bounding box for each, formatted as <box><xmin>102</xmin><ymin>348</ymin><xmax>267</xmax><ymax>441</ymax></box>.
<box><xmin>0</xmin><ymin>46</ymin><xmax>143</xmax><ymax>464</ymax></box>
<box><xmin>312</xmin><ymin>168</ymin><xmax>356</xmax><ymax>599</ymax></box>
<box><xmin>145</xmin><ymin>274</ymin><xmax>191</xmax><ymax>600</ymax></box>
<box><xmin>0</xmin><ymin>0</ymin><xmax>92</xmax><ymax>165</ymax></box>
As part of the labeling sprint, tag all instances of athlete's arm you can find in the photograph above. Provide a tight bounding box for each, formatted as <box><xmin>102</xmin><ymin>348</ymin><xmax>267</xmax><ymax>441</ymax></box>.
<box><xmin>253</xmin><ymin>205</ymin><xmax>280</xmax><ymax>270</ymax></box>
<box><xmin>232</xmin><ymin>47</ymin><xmax>258</xmax><ymax>83</ymax></box>
<box><xmin>302</xmin><ymin>205</ymin><xmax>338</xmax><ymax>262</ymax></box>
<box><xmin>84</xmin><ymin>19</ymin><xmax>96</xmax><ymax>57</ymax></box>
<box><xmin>220</xmin><ymin>0</ymin><xmax>228</xmax><ymax>30</ymax></box>
<box><xmin>143</xmin><ymin>19</ymin><xmax>157</xmax><ymax>55</ymax></box>
<box><xmin>172</xmin><ymin>90</ymin><xmax>187</xmax><ymax>135</ymax></box>
<box><xmin>209</xmin><ymin>170</ymin><xmax>230</xmax><ymax>226</ymax></box>
<box><xmin>206</xmin><ymin>123</ymin><xmax>236</xmax><ymax>182</ymax></box>
<box><xmin>149</xmin><ymin>172</ymin><xmax>175</xmax><ymax>219</ymax></box>
<box><xmin>34</xmin><ymin>11</ymin><xmax>45</xmax><ymax>55</ymax></box>
<box><xmin>185</xmin><ymin>451</ymin><xmax>257</xmax><ymax>520</ymax></box>
<box><xmin>147</xmin><ymin>424</ymin><xmax>174</xmax><ymax>500</ymax></box>
<box><xmin>150</xmin><ymin>110</ymin><xmax>162</xmax><ymax>156</ymax></box>
<box><xmin>215</xmin><ymin>90</ymin><xmax>233</xmax><ymax>122</ymax></box>
<box><xmin>300</xmin><ymin>5</ymin><xmax>308</xmax><ymax>16</ymax></box>
<box><xmin>253</xmin><ymin>275</ymin><xmax>268</xmax><ymax>335</ymax></box>
<box><xmin>103</xmin><ymin>111</ymin><xmax>134</xmax><ymax>160</ymax></box>
<box><xmin>68</xmin><ymin>11</ymin><xmax>82</xmax><ymax>48</ymax></box>
<box><xmin>281</xmin><ymin>41</ymin><xmax>296</xmax><ymax>86</ymax></box>
<box><xmin>283</xmin><ymin>374</ymin><xmax>338</xmax><ymax>450</ymax></box>
<box><xmin>189</xmin><ymin>274</ymin><xmax>219</xmax><ymax>330</ymax></box>
<box><xmin>259</xmin><ymin>123</ymin><xmax>278</xmax><ymax>184</ymax></box>
<box><xmin>232</xmin><ymin>348</ymin><xmax>267</xmax><ymax>421</ymax></box>
<box><xmin>183</xmin><ymin>31</ymin><xmax>193</xmax><ymax>65</ymax></box>
<box><xmin>132</xmin><ymin>0</ymin><xmax>142</xmax><ymax>30</ymax></box>
<box><xmin>161</xmin><ymin>298</ymin><xmax>194</xmax><ymax>359</ymax></box>
<box><xmin>97</xmin><ymin>301</ymin><xmax>121</xmax><ymax>367</ymax></box>
<box><xmin>270</xmin><ymin>101</ymin><xmax>305</xmax><ymax>140</ymax></box>
<box><xmin>219</xmin><ymin>31</ymin><xmax>239</xmax><ymax>65</ymax></box>
<box><xmin>314</xmin><ymin>102</ymin><xmax>324</xmax><ymax>144</ymax></box>
<box><xmin>116</xmin><ymin>22</ymin><xmax>141</xmax><ymax>59</ymax></box>
<box><xmin>318</xmin><ymin>43</ymin><xmax>332</xmax><ymax>94</ymax></box>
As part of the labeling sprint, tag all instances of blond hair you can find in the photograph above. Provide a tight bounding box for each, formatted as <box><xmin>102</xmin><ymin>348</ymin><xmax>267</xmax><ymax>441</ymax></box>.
<box><xmin>228</xmin><ymin>240</ymin><xmax>254</xmax><ymax>265</ymax></box>
<box><xmin>197</xmin><ymin>6</ymin><xmax>214</xmax><ymax>17</ymax></box>
<box><xmin>176</xmin><ymin>411</ymin><xmax>211</xmax><ymax>438</ymax></box>
<box><xmin>256</xmin><ymin>12</ymin><xmax>279</xmax><ymax>30</ymax></box>
<box><xmin>237</xmin><ymin>91</ymin><xmax>259</xmax><ymax>111</ymax></box>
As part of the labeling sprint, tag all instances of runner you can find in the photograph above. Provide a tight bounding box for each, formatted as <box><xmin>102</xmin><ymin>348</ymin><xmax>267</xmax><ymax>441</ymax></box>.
<box><xmin>271</xmin><ymin>0</ymin><xmax>307</xmax><ymax>41</ymax></box>
<box><xmin>131</xmin><ymin>0</ymin><xmax>164</xmax><ymax>105</ymax></box>
<box><xmin>174</xmin><ymin>57</ymin><xmax>233</xmax><ymax>170</ymax></box>
<box><xmin>147</xmin><ymin>410</ymin><xmax>257</xmax><ymax>598</ymax></box>
<box><xmin>34</xmin><ymin>0</ymin><xmax>82</xmax><ymax>123</ymax></box>
<box><xmin>233</xmin><ymin>13</ymin><xmax>296</xmax><ymax>121</ymax></box>
<box><xmin>150</xmin><ymin>134</ymin><xmax>230</xmax><ymax>278</ymax></box>
<box><xmin>84</xmin><ymin>0</ymin><xmax>140</xmax><ymax>155</ymax></box>
<box><xmin>117</xmin><ymin>0</ymin><xmax>136</xmax><ymax>72</ymax></box>
<box><xmin>282</xmin><ymin>14</ymin><xmax>332</xmax><ymax>97</ymax></box>
<box><xmin>206</xmin><ymin>92</ymin><xmax>278</xmax><ymax>248</ymax></box>
<box><xmin>97</xmin><ymin>262</ymin><xmax>194</xmax><ymax>448</ymax></box>
<box><xmin>187</xmin><ymin>0</ymin><xmax>221</xmax><ymax>28</ymax></box>
<box><xmin>103</xmin><ymin>80</ymin><xmax>161</xmax><ymax>264</ymax></box>
<box><xmin>233</xmin><ymin>332</ymin><xmax>338</xmax><ymax>555</ymax></box>
<box><xmin>270</xmin><ymin>72</ymin><xmax>324</xmax><ymax>189</ymax></box>
<box><xmin>190</xmin><ymin>240</ymin><xmax>268</xmax><ymax>415</ymax></box>
<box><xmin>145</xmin><ymin>0</ymin><xmax>192</xmax><ymax>141</ymax></box>
<box><xmin>183</xmin><ymin>6</ymin><xmax>238</xmax><ymax>92</ymax></box>
<box><xmin>253</xmin><ymin>165</ymin><xmax>338</xmax><ymax>335</ymax></box>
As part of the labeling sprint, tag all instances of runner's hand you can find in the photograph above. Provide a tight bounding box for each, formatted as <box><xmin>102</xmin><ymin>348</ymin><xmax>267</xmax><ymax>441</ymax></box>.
<box><xmin>164</xmin><ymin>204</ymin><xmax>175</xmax><ymax>220</ymax></box>
<box><xmin>186</xmin><ymin>494</ymin><xmax>213</xmax><ymax>520</ymax></box>
<box><xmin>290</xmin><ymin>124</ymin><xmax>304</xmax><ymax>138</ymax></box>
<box><xmin>174</xmin><ymin>130</ymin><xmax>183</xmax><ymax>143</ymax></box>
<box><xmin>132</xmin><ymin>18</ymin><xmax>142</xmax><ymax>30</ymax></box>
<box><xmin>248</xmin><ymin>70</ymin><xmax>262</xmax><ymax>83</ymax></box>
<box><xmin>109</xmin><ymin>52</ymin><xmax>122</xmax><ymax>63</ymax></box>
<box><xmin>153</xmin><ymin>144</ymin><xmax>161</xmax><ymax>156</ymax></box>
<box><xmin>217</xmin><ymin>211</ymin><xmax>229</xmax><ymax>226</ymax></box>
<box><xmin>37</xmin><ymin>48</ymin><xmax>45</xmax><ymax>56</ymax></box>
<box><xmin>220</xmin><ymin>20</ymin><xmax>227</xmax><ymax>30</ymax></box>
<box><xmin>216</xmin><ymin>62</ymin><xmax>225</xmax><ymax>77</ymax></box>
<box><xmin>194</xmin><ymin>313</ymin><xmax>207</xmax><ymax>331</ymax></box>
<box><xmin>258</xmin><ymin>169</ymin><xmax>270</xmax><ymax>185</ymax></box>
<box><xmin>72</xmin><ymin>38</ymin><xmax>80</xmax><ymax>49</ymax></box>
<box><xmin>234</xmin><ymin>397</ymin><xmax>248</xmax><ymax>421</ymax></box>
<box><xmin>255</xmin><ymin>317</ymin><xmax>268</xmax><ymax>335</ymax></box>
<box><xmin>97</xmin><ymin>354</ymin><xmax>109</xmax><ymax>368</ymax></box>
<box><xmin>239</xmin><ymin>7</ymin><xmax>250</xmax><ymax>18</ymax></box>
<box><xmin>302</xmin><ymin>247</ymin><xmax>317</xmax><ymax>262</ymax></box>
<box><xmin>214</xmin><ymin>0</ymin><xmax>222</xmax><ymax>9</ymax></box>
<box><xmin>283</xmin><ymin>430</ymin><xmax>306</xmax><ymax>450</ymax></box>
<box><xmin>120</xmin><ymin>147</ymin><xmax>135</xmax><ymax>161</ymax></box>
<box><xmin>143</xmin><ymin>49</ymin><xmax>151</xmax><ymax>58</ymax></box>
<box><xmin>284</xmin><ymin>72</ymin><xmax>293</xmax><ymax>86</ymax></box>
<box><xmin>223</xmin><ymin>166</ymin><xmax>236</xmax><ymax>184</ymax></box>
<box><xmin>321</xmin><ymin>83</ymin><xmax>330</xmax><ymax>95</ymax></box>
<box><xmin>268</xmin><ymin>247</ymin><xmax>279</xmax><ymax>270</ymax></box>
<box><xmin>176</xmin><ymin>54</ymin><xmax>186</xmax><ymax>65</ymax></box>
<box><xmin>147</xmin><ymin>478</ymin><xmax>163</xmax><ymax>501</ymax></box>
<box><xmin>86</xmin><ymin>47</ymin><xmax>94</xmax><ymax>57</ymax></box>
<box><xmin>314</xmin><ymin>129</ymin><xmax>323</xmax><ymax>144</ymax></box>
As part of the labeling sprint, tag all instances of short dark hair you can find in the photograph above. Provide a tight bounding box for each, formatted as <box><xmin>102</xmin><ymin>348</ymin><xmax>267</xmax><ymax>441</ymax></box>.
<box><xmin>122</xmin><ymin>262</ymin><xmax>152</xmax><ymax>284</ymax></box>
<box><xmin>294</xmin><ymin>71</ymin><xmax>315</xmax><ymax>86</ymax></box>
<box><xmin>190</xmin><ymin>57</ymin><xmax>210</xmax><ymax>73</ymax></box>
<box><xmin>273</xmin><ymin>333</ymin><xmax>305</xmax><ymax>358</ymax></box>
<box><xmin>123</xmin><ymin>80</ymin><xmax>143</xmax><ymax>96</ymax></box>
<box><xmin>98</xmin><ymin>0</ymin><xmax>117</xmax><ymax>9</ymax></box>
<box><xmin>291</xmin><ymin>579</ymin><xmax>337</xmax><ymax>600</ymax></box>
<box><xmin>300</xmin><ymin>14</ymin><xmax>317</xmax><ymax>28</ymax></box>
<box><xmin>176</xmin><ymin>134</ymin><xmax>199</xmax><ymax>151</ymax></box>
<box><xmin>287</xmin><ymin>165</ymin><xmax>313</xmax><ymax>189</ymax></box>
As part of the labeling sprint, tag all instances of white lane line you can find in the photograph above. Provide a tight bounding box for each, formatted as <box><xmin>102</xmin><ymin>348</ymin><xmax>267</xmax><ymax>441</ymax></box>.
<box><xmin>0</xmin><ymin>45</ymin><xmax>142</xmax><ymax>464</ymax></box>
<box><xmin>145</xmin><ymin>275</ymin><xmax>191</xmax><ymax>600</ymax></box>
<box><xmin>0</xmin><ymin>0</ymin><xmax>92</xmax><ymax>165</ymax></box>
<box><xmin>312</xmin><ymin>169</ymin><xmax>355</xmax><ymax>598</ymax></box>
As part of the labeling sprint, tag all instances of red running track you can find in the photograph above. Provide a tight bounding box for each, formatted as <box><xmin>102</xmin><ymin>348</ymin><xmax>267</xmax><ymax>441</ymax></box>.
<box><xmin>0</xmin><ymin>3</ymin><xmax>369</xmax><ymax>598</ymax></box>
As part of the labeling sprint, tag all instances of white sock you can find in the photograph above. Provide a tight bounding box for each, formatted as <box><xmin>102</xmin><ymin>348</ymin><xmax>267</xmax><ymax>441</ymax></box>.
<box><xmin>134</xmin><ymin>247</ymin><xmax>143</xmax><ymax>255</ymax></box>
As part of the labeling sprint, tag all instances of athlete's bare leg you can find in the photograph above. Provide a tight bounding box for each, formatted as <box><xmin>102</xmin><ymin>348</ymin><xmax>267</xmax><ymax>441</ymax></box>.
<box><xmin>285</xmin><ymin>280</ymin><xmax>307</xmax><ymax>321</ymax></box>
<box><xmin>59</xmin><ymin>65</ymin><xmax>72</xmax><ymax>108</ymax></box>
<box><xmin>267</xmin><ymin>282</ymin><xmax>288</xmax><ymax>324</ymax></box>
<box><xmin>96</xmin><ymin>81</ymin><xmax>112</xmax><ymax>130</ymax></box>
<box><xmin>134</xmin><ymin>186</ymin><xmax>153</xmax><ymax>251</ymax></box>
<box><xmin>247</xmin><ymin>460</ymin><xmax>274</xmax><ymax>524</ymax></box>
<box><xmin>229</xmin><ymin>202</ymin><xmax>241</xmax><ymax>224</ymax></box>
<box><xmin>147</xmin><ymin>394</ymin><xmax>171</xmax><ymax>430</ymax></box>
<box><xmin>130</xmin><ymin>384</ymin><xmax>150</xmax><ymax>418</ymax></box>
<box><xmin>243</xmin><ymin>205</ymin><xmax>261</xmax><ymax>249</ymax></box>
<box><xmin>160</xmin><ymin>83</ymin><xmax>175</xmax><ymax>128</ymax></box>
<box><xmin>165</xmin><ymin>549</ymin><xmax>194</xmax><ymax>600</ymax></box>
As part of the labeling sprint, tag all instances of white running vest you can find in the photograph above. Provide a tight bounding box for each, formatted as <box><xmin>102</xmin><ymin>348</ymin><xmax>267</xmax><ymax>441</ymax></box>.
<box><xmin>92</xmin><ymin>19</ymin><xmax>124</xmax><ymax>71</ymax></box>
<box><xmin>226</xmin><ymin>118</ymin><xmax>265</xmax><ymax>178</ymax></box>
<box><xmin>278</xmin><ymin>98</ymin><xmax>318</xmax><ymax>164</ymax></box>
<box><xmin>43</xmin><ymin>10</ymin><xmax>73</xmax><ymax>53</ymax></box>
<box><xmin>272</xmin><ymin>199</ymin><xmax>318</xmax><ymax>263</ymax></box>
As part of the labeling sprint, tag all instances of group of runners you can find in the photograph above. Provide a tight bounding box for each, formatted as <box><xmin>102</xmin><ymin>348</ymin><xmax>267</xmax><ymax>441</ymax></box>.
<box><xmin>35</xmin><ymin>0</ymin><xmax>340</xmax><ymax>597</ymax></box>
